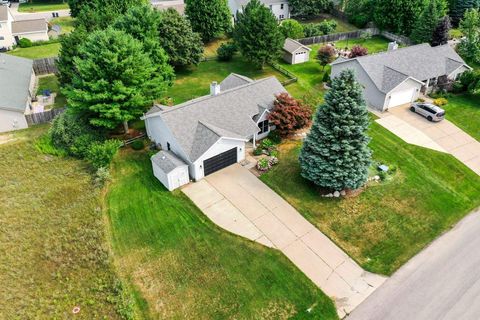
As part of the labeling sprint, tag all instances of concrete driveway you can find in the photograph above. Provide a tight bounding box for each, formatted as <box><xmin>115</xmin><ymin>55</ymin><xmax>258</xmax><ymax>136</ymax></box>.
<box><xmin>348</xmin><ymin>210</ymin><xmax>480</xmax><ymax>320</ymax></box>
<box><xmin>376</xmin><ymin>105</ymin><xmax>480</xmax><ymax>175</ymax></box>
<box><xmin>182</xmin><ymin>164</ymin><xmax>386</xmax><ymax>318</ymax></box>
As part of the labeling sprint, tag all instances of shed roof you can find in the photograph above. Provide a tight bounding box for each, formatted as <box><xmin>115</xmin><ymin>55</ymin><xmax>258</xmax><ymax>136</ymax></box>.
<box><xmin>283</xmin><ymin>38</ymin><xmax>311</xmax><ymax>54</ymax></box>
<box><xmin>12</xmin><ymin>19</ymin><xmax>47</xmax><ymax>34</ymax></box>
<box><xmin>0</xmin><ymin>53</ymin><xmax>33</xmax><ymax>112</ymax></box>
<box><xmin>151</xmin><ymin>150</ymin><xmax>188</xmax><ymax>174</ymax></box>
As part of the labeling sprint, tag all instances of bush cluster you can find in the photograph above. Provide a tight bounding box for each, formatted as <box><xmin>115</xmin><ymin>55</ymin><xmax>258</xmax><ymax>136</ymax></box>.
<box><xmin>217</xmin><ymin>42</ymin><xmax>237</xmax><ymax>61</ymax></box>
<box><xmin>18</xmin><ymin>38</ymin><xmax>33</xmax><ymax>48</ymax></box>
<box><xmin>303</xmin><ymin>20</ymin><xmax>337</xmax><ymax>37</ymax></box>
<box><xmin>453</xmin><ymin>70</ymin><xmax>480</xmax><ymax>94</ymax></box>
<box><xmin>433</xmin><ymin>97</ymin><xmax>448</xmax><ymax>107</ymax></box>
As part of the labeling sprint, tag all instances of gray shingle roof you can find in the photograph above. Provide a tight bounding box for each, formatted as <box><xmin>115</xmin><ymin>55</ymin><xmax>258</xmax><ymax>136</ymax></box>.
<box><xmin>151</xmin><ymin>150</ymin><xmax>187</xmax><ymax>174</ymax></box>
<box><xmin>283</xmin><ymin>38</ymin><xmax>310</xmax><ymax>54</ymax></box>
<box><xmin>145</xmin><ymin>74</ymin><xmax>286</xmax><ymax>162</ymax></box>
<box><xmin>219</xmin><ymin>73</ymin><xmax>254</xmax><ymax>90</ymax></box>
<box><xmin>234</xmin><ymin>0</ymin><xmax>288</xmax><ymax>6</ymax></box>
<box><xmin>12</xmin><ymin>19</ymin><xmax>47</xmax><ymax>34</ymax></box>
<box><xmin>0</xmin><ymin>6</ymin><xmax>8</xmax><ymax>21</ymax></box>
<box><xmin>332</xmin><ymin>44</ymin><xmax>470</xmax><ymax>93</ymax></box>
<box><xmin>0</xmin><ymin>53</ymin><xmax>33</xmax><ymax>112</ymax></box>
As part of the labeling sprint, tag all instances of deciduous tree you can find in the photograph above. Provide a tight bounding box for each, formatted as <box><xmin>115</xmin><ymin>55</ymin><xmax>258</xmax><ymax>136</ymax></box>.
<box><xmin>316</xmin><ymin>45</ymin><xmax>336</xmax><ymax>70</ymax></box>
<box><xmin>458</xmin><ymin>8</ymin><xmax>480</xmax><ymax>62</ymax></box>
<box><xmin>431</xmin><ymin>15</ymin><xmax>452</xmax><ymax>46</ymax></box>
<box><xmin>279</xmin><ymin>19</ymin><xmax>305</xmax><ymax>39</ymax></box>
<box><xmin>267</xmin><ymin>93</ymin><xmax>312</xmax><ymax>137</ymax></box>
<box><xmin>184</xmin><ymin>0</ymin><xmax>231</xmax><ymax>42</ymax></box>
<box><xmin>410</xmin><ymin>0</ymin><xmax>447</xmax><ymax>44</ymax></box>
<box><xmin>289</xmin><ymin>0</ymin><xmax>333</xmax><ymax>18</ymax></box>
<box><xmin>373</xmin><ymin>0</ymin><xmax>426</xmax><ymax>35</ymax></box>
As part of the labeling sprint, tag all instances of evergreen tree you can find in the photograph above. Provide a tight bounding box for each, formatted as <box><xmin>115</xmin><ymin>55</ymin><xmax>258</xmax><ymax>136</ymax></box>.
<box><xmin>458</xmin><ymin>8</ymin><xmax>480</xmax><ymax>62</ymax></box>
<box><xmin>449</xmin><ymin>0</ymin><xmax>480</xmax><ymax>26</ymax></box>
<box><xmin>184</xmin><ymin>0</ymin><xmax>231</xmax><ymax>42</ymax></box>
<box><xmin>411</xmin><ymin>0</ymin><xmax>447</xmax><ymax>43</ymax></box>
<box><xmin>157</xmin><ymin>8</ymin><xmax>204</xmax><ymax>67</ymax></box>
<box><xmin>233</xmin><ymin>0</ymin><xmax>284</xmax><ymax>68</ymax></box>
<box><xmin>373</xmin><ymin>0</ymin><xmax>426</xmax><ymax>35</ymax></box>
<box><xmin>64</xmin><ymin>29</ymin><xmax>171</xmax><ymax>132</ymax></box>
<box><xmin>289</xmin><ymin>0</ymin><xmax>333</xmax><ymax>18</ymax></box>
<box><xmin>299</xmin><ymin>69</ymin><xmax>371</xmax><ymax>191</ymax></box>
<box><xmin>56</xmin><ymin>27</ymin><xmax>88</xmax><ymax>87</ymax></box>
<box><xmin>431</xmin><ymin>15</ymin><xmax>452</xmax><ymax>46</ymax></box>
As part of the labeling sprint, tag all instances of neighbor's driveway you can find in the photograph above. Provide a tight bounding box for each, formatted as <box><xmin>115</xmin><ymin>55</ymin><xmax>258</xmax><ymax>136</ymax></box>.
<box><xmin>376</xmin><ymin>105</ymin><xmax>480</xmax><ymax>175</ymax></box>
<box><xmin>182</xmin><ymin>164</ymin><xmax>386</xmax><ymax>318</ymax></box>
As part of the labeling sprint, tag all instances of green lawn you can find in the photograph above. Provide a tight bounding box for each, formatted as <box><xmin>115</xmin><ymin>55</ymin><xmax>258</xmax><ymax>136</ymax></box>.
<box><xmin>298</xmin><ymin>14</ymin><xmax>358</xmax><ymax>33</ymax></box>
<box><xmin>18</xmin><ymin>0</ymin><xmax>69</xmax><ymax>12</ymax></box>
<box><xmin>51</xmin><ymin>16</ymin><xmax>75</xmax><ymax>34</ymax></box>
<box><xmin>36</xmin><ymin>75</ymin><xmax>67</xmax><ymax>109</ymax></box>
<box><xmin>444</xmin><ymin>94</ymin><xmax>480</xmax><ymax>141</ymax></box>
<box><xmin>105</xmin><ymin>150</ymin><xmax>338</xmax><ymax>319</ymax></box>
<box><xmin>204</xmin><ymin>36</ymin><xmax>230</xmax><ymax>58</ymax></box>
<box><xmin>167</xmin><ymin>56</ymin><xmax>289</xmax><ymax>104</ymax></box>
<box><xmin>7</xmin><ymin>42</ymin><xmax>61</xmax><ymax>59</ymax></box>
<box><xmin>260</xmin><ymin>123</ymin><xmax>480</xmax><ymax>275</ymax></box>
<box><xmin>0</xmin><ymin>126</ymin><xmax>127</xmax><ymax>318</ymax></box>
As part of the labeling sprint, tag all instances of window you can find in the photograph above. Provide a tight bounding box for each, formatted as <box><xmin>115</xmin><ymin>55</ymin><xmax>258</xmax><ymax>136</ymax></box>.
<box><xmin>279</xmin><ymin>14</ymin><xmax>284</xmax><ymax>19</ymax></box>
<box><xmin>0</xmin><ymin>36</ymin><xmax>4</xmax><ymax>40</ymax></box>
<box><xmin>258</xmin><ymin>120</ymin><xmax>269</xmax><ymax>134</ymax></box>
<box><xmin>280</xmin><ymin>4</ymin><xmax>284</xmax><ymax>9</ymax></box>
<box><xmin>167</xmin><ymin>142</ymin><xmax>171</xmax><ymax>151</ymax></box>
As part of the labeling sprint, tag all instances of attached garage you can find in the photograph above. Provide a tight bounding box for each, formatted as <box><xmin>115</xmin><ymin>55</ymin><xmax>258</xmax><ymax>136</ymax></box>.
<box><xmin>387</xmin><ymin>88</ymin><xmax>417</xmax><ymax>109</ymax></box>
<box><xmin>203</xmin><ymin>147</ymin><xmax>238</xmax><ymax>176</ymax></box>
<box><xmin>151</xmin><ymin>150</ymin><xmax>190</xmax><ymax>191</ymax></box>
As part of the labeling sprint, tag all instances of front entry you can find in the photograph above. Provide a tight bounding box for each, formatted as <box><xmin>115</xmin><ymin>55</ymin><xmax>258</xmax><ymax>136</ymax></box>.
<box><xmin>203</xmin><ymin>147</ymin><xmax>237</xmax><ymax>176</ymax></box>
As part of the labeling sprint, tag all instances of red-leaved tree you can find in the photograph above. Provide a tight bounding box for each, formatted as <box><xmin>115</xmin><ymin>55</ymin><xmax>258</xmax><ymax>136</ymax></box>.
<box><xmin>316</xmin><ymin>45</ymin><xmax>336</xmax><ymax>70</ymax></box>
<box><xmin>348</xmin><ymin>45</ymin><xmax>368</xmax><ymax>58</ymax></box>
<box><xmin>268</xmin><ymin>93</ymin><xmax>313</xmax><ymax>137</ymax></box>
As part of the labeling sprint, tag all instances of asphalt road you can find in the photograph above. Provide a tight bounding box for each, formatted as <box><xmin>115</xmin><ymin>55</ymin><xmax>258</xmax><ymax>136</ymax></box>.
<box><xmin>348</xmin><ymin>209</ymin><xmax>480</xmax><ymax>320</ymax></box>
<box><xmin>9</xmin><ymin>3</ymin><xmax>70</xmax><ymax>21</ymax></box>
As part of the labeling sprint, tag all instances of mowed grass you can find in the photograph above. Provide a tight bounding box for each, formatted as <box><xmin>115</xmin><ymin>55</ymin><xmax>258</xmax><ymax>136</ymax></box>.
<box><xmin>7</xmin><ymin>42</ymin><xmax>61</xmax><ymax>59</ymax></box>
<box><xmin>0</xmin><ymin>126</ymin><xmax>126</xmax><ymax>318</ymax></box>
<box><xmin>298</xmin><ymin>15</ymin><xmax>358</xmax><ymax>33</ymax></box>
<box><xmin>261</xmin><ymin>122</ymin><xmax>480</xmax><ymax>275</ymax></box>
<box><xmin>36</xmin><ymin>75</ymin><xmax>67</xmax><ymax>109</ymax></box>
<box><xmin>105</xmin><ymin>150</ymin><xmax>338</xmax><ymax>319</ymax></box>
<box><xmin>167</xmin><ymin>56</ymin><xmax>289</xmax><ymax>104</ymax></box>
<box><xmin>443</xmin><ymin>94</ymin><xmax>480</xmax><ymax>141</ymax></box>
<box><xmin>51</xmin><ymin>16</ymin><xmax>75</xmax><ymax>34</ymax></box>
<box><xmin>18</xmin><ymin>0</ymin><xmax>69</xmax><ymax>12</ymax></box>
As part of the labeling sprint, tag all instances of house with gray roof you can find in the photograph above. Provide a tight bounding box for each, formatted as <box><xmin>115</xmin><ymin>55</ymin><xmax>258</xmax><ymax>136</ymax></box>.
<box><xmin>228</xmin><ymin>0</ymin><xmax>290</xmax><ymax>21</ymax></box>
<box><xmin>0</xmin><ymin>6</ymin><xmax>48</xmax><ymax>50</ymax></box>
<box><xmin>142</xmin><ymin>73</ymin><xmax>287</xmax><ymax>190</ymax></box>
<box><xmin>283</xmin><ymin>38</ymin><xmax>311</xmax><ymax>64</ymax></box>
<box><xmin>0</xmin><ymin>53</ymin><xmax>36</xmax><ymax>133</ymax></box>
<box><xmin>331</xmin><ymin>43</ymin><xmax>471</xmax><ymax>111</ymax></box>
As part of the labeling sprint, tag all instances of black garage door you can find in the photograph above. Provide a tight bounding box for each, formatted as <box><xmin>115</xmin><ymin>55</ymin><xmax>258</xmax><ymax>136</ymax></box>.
<box><xmin>203</xmin><ymin>147</ymin><xmax>237</xmax><ymax>176</ymax></box>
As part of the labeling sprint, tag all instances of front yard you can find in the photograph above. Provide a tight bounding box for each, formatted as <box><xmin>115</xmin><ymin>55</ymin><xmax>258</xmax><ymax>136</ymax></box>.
<box><xmin>443</xmin><ymin>94</ymin><xmax>480</xmax><ymax>141</ymax></box>
<box><xmin>105</xmin><ymin>150</ymin><xmax>338</xmax><ymax>319</ymax></box>
<box><xmin>260</xmin><ymin>123</ymin><xmax>480</xmax><ymax>275</ymax></box>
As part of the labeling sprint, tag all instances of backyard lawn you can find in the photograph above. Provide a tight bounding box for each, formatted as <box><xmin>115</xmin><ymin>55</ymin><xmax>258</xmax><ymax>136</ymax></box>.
<box><xmin>443</xmin><ymin>94</ymin><xmax>480</xmax><ymax>141</ymax></box>
<box><xmin>261</xmin><ymin>122</ymin><xmax>480</xmax><ymax>275</ymax></box>
<box><xmin>18</xmin><ymin>0</ymin><xmax>69</xmax><ymax>12</ymax></box>
<box><xmin>36</xmin><ymin>75</ymin><xmax>66</xmax><ymax>109</ymax></box>
<box><xmin>0</xmin><ymin>126</ymin><xmax>127</xmax><ymax>318</ymax></box>
<box><xmin>50</xmin><ymin>16</ymin><xmax>75</xmax><ymax>34</ymax></box>
<box><xmin>7</xmin><ymin>42</ymin><xmax>61</xmax><ymax>59</ymax></box>
<box><xmin>105</xmin><ymin>150</ymin><xmax>338</xmax><ymax>319</ymax></box>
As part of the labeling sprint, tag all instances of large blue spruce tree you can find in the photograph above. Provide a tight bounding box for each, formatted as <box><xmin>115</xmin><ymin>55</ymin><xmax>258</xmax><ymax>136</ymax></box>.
<box><xmin>299</xmin><ymin>69</ymin><xmax>372</xmax><ymax>191</ymax></box>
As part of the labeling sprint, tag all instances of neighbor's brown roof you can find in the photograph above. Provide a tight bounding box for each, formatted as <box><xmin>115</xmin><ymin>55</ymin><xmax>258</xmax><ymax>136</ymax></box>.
<box><xmin>11</xmin><ymin>19</ymin><xmax>47</xmax><ymax>35</ymax></box>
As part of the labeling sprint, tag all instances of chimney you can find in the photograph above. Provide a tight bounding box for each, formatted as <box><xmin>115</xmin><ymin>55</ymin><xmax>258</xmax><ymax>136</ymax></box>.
<box><xmin>388</xmin><ymin>41</ymin><xmax>399</xmax><ymax>51</ymax></box>
<box><xmin>210</xmin><ymin>81</ymin><xmax>221</xmax><ymax>96</ymax></box>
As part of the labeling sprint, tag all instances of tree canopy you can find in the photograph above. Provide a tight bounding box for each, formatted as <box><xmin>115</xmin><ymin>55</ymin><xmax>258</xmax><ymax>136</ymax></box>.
<box><xmin>184</xmin><ymin>0</ymin><xmax>231</xmax><ymax>42</ymax></box>
<box><xmin>289</xmin><ymin>0</ymin><xmax>333</xmax><ymax>18</ymax></box>
<box><xmin>410</xmin><ymin>0</ymin><xmax>447</xmax><ymax>44</ymax></box>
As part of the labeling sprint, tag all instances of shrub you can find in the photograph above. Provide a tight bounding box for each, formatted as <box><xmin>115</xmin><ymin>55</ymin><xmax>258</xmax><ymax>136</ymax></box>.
<box><xmin>322</xmin><ymin>70</ymin><xmax>330</xmax><ymax>83</ymax></box>
<box><xmin>35</xmin><ymin>133</ymin><xmax>67</xmax><ymax>157</ymax></box>
<box><xmin>269</xmin><ymin>150</ymin><xmax>279</xmax><ymax>158</ymax></box>
<box><xmin>360</xmin><ymin>30</ymin><xmax>372</xmax><ymax>41</ymax></box>
<box><xmin>268</xmin><ymin>156</ymin><xmax>279</xmax><ymax>166</ymax></box>
<box><xmin>268</xmin><ymin>93</ymin><xmax>313</xmax><ymax>137</ymax></box>
<box><xmin>217</xmin><ymin>42</ymin><xmax>237</xmax><ymax>61</ymax></box>
<box><xmin>457</xmin><ymin>70</ymin><xmax>480</xmax><ymax>94</ymax></box>
<box><xmin>94</xmin><ymin>167</ymin><xmax>111</xmax><ymax>187</ymax></box>
<box><xmin>260</xmin><ymin>138</ymin><xmax>275</xmax><ymax>150</ymax></box>
<box><xmin>433</xmin><ymin>97</ymin><xmax>448</xmax><ymax>106</ymax></box>
<box><xmin>348</xmin><ymin>45</ymin><xmax>368</xmax><ymax>58</ymax></box>
<box><xmin>267</xmin><ymin>130</ymin><xmax>282</xmax><ymax>144</ymax></box>
<box><xmin>130</xmin><ymin>139</ymin><xmax>144</xmax><ymax>150</ymax></box>
<box><xmin>303</xmin><ymin>23</ymin><xmax>320</xmax><ymax>37</ymax></box>
<box><xmin>86</xmin><ymin>139</ymin><xmax>122</xmax><ymax>169</ymax></box>
<box><xmin>318</xmin><ymin>20</ymin><xmax>337</xmax><ymax>35</ymax></box>
<box><xmin>256</xmin><ymin>158</ymin><xmax>270</xmax><ymax>171</ymax></box>
<box><xmin>416</xmin><ymin>98</ymin><xmax>425</xmax><ymax>102</ymax></box>
<box><xmin>279</xmin><ymin>19</ymin><xmax>305</xmax><ymax>39</ymax></box>
<box><xmin>18</xmin><ymin>38</ymin><xmax>33</xmax><ymax>48</ymax></box>
<box><xmin>253</xmin><ymin>146</ymin><xmax>263</xmax><ymax>156</ymax></box>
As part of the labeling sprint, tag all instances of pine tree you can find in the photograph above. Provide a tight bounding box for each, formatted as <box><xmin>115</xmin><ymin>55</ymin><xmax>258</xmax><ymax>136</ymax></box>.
<box><xmin>184</xmin><ymin>0</ymin><xmax>231</xmax><ymax>42</ymax></box>
<box><xmin>233</xmin><ymin>0</ymin><xmax>284</xmax><ymax>68</ymax></box>
<box><xmin>450</xmin><ymin>0</ymin><xmax>480</xmax><ymax>26</ymax></box>
<box><xmin>411</xmin><ymin>0</ymin><xmax>446</xmax><ymax>44</ymax></box>
<box><xmin>299</xmin><ymin>69</ymin><xmax>372</xmax><ymax>191</ymax></box>
<box><xmin>431</xmin><ymin>15</ymin><xmax>452</xmax><ymax>46</ymax></box>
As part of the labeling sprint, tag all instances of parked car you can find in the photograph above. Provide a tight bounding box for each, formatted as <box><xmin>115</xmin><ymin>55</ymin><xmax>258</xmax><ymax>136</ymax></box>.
<box><xmin>0</xmin><ymin>1</ymin><xmax>11</xmax><ymax>7</ymax></box>
<box><xmin>410</xmin><ymin>102</ymin><xmax>445</xmax><ymax>122</ymax></box>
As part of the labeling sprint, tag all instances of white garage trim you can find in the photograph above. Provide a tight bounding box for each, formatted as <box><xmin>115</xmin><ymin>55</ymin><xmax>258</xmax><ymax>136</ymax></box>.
<box><xmin>387</xmin><ymin>88</ymin><xmax>416</xmax><ymax>108</ymax></box>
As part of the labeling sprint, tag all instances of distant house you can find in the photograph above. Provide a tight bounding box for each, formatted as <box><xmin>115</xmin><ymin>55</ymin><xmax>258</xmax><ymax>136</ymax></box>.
<box><xmin>0</xmin><ymin>6</ymin><xmax>48</xmax><ymax>50</ymax></box>
<box><xmin>142</xmin><ymin>73</ymin><xmax>287</xmax><ymax>190</ymax></box>
<box><xmin>151</xmin><ymin>0</ymin><xmax>185</xmax><ymax>15</ymax></box>
<box><xmin>283</xmin><ymin>38</ymin><xmax>311</xmax><ymax>64</ymax></box>
<box><xmin>331</xmin><ymin>43</ymin><xmax>471</xmax><ymax>111</ymax></box>
<box><xmin>228</xmin><ymin>0</ymin><xmax>290</xmax><ymax>21</ymax></box>
<box><xmin>0</xmin><ymin>53</ymin><xmax>36</xmax><ymax>133</ymax></box>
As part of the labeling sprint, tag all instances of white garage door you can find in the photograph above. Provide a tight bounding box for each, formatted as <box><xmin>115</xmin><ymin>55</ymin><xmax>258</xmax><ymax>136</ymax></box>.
<box><xmin>387</xmin><ymin>88</ymin><xmax>416</xmax><ymax>108</ymax></box>
<box><xmin>294</xmin><ymin>52</ymin><xmax>307</xmax><ymax>64</ymax></box>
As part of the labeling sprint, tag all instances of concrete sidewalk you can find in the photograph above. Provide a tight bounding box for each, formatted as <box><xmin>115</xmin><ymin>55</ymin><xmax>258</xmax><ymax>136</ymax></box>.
<box><xmin>376</xmin><ymin>105</ymin><xmax>480</xmax><ymax>175</ymax></box>
<box><xmin>182</xmin><ymin>164</ymin><xmax>386</xmax><ymax>318</ymax></box>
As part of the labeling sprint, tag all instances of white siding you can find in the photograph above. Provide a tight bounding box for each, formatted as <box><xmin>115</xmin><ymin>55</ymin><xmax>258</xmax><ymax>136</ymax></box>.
<box><xmin>0</xmin><ymin>10</ymin><xmax>15</xmax><ymax>49</ymax></box>
<box><xmin>0</xmin><ymin>109</ymin><xmax>28</xmax><ymax>133</ymax></box>
<box><xmin>255</xmin><ymin>109</ymin><xmax>272</xmax><ymax>140</ymax></box>
<box><xmin>191</xmin><ymin>138</ymin><xmax>246</xmax><ymax>181</ymax></box>
<box><xmin>448</xmin><ymin>65</ymin><xmax>469</xmax><ymax>81</ymax></box>
<box><xmin>16</xmin><ymin>31</ymin><xmax>49</xmax><ymax>42</ymax></box>
<box><xmin>152</xmin><ymin>161</ymin><xmax>189</xmax><ymax>191</ymax></box>
<box><xmin>384</xmin><ymin>78</ymin><xmax>422</xmax><ymax>110</ymax></box>
<box><xmin>229</xmin><ymin>0</ymin><xmax>289</xmax><ymax>20</ymax></box>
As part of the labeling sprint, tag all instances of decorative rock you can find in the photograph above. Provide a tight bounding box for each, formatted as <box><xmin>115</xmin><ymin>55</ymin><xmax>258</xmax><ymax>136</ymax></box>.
<box><xmin>340</xmin><ymin>190</ymin><xmax>346</xmax><ymax>196</ymax></box>
<box><xmin>374</xmin><ymin>175</ymin><xmax>380</xmax><ymax>181</ymax></box>
<box><xmin>333</xmin><ymin>191</ymin><xmax>340</xmax><ymax>197</ymax></box>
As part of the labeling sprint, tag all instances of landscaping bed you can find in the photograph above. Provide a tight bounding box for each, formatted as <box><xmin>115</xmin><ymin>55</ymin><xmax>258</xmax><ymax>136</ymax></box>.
<box><xmin>105</xmin><ymin>149</ymin><xmax>338</xmax><ymax>319</ymax></box>
<box><xmin>260</xmin><ymin>122</ymin><xmax>480</xmax><ymax>275</ymax></box>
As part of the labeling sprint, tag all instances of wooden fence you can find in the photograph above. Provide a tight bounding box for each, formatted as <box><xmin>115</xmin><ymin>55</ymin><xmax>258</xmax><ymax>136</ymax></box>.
<box><xmin>297</xmin><ymin>28</ymin><xmax>412</xmax><ymax>46</ymax></box>
<box><xmin>33</xmin><ymin>57</ymin><xmax>58</xmax><ymax>75</ymax></box>
<box><xmin>121</xmin><ymin>133</ymin><xmax>146</xmax><ymax>147</ymax></box>
<box><xmin>25</xmin><ymin>108</ymin><xmax>64</xmax><ymax>126</ymax></box>
<box><xmin>269</xmin><ymin>63</ymin><xmax>298</xmax><ymax>86</ymax></box>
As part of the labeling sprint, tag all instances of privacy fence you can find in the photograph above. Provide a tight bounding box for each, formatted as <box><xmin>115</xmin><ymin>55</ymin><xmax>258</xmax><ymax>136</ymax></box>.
<box><xmin>25</xmin><ymin>108</ymin><xmax>64</xmax><ymax>126</ymax></box>
<box><xmin>33</xmin><ymin>57</ymin><xmax>58</xmax><ymax>75</ymax></box>
<box><xmin>297</xmin><ymin>28</ymin><xmax>412</xmax><ymax>46</ymax></box>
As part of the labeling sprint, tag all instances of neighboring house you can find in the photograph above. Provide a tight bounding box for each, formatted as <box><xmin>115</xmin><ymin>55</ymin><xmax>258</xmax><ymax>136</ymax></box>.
<box><xmin>331</xmin><ymin>43</ymin><xmax>471</xmax><ymax>111</ymax></box>
<box><xmin>0</xmin><ymin>53</ymin><xmax>36</xmax><ymax>133</ymax></box>
<box><xmin>142</xmin><ymin>73</ymin><xmax>286</xmax><ymax>191</ymax></box>
<box><xmin>228</xmin><ymin>0</ymin><xmax>290</xmax><ymax>21</ymax></box>
<box><xmin>283</xmin><ymin>38</ymin><xmax>311</xmax><ymax>64</ymax></box>
<box><xmin>151</xmin><ymin>0</ymin><xmax>185</xmax><ymax>15</ymax></box>
<box><xmin>0</xmin><ymin>6</ymin><xmax>48</xmax><ymax>50</ymax></box>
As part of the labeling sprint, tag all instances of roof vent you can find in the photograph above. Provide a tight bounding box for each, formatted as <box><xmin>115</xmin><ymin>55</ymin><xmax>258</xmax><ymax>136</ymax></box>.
<box><xmin>210</xmin><ymin>81</ymin><xmax>221</xmax><ymax>96</ymax></box>
<box><xmin>388</xmin><ymin>41</ymin><xmax>399</xmax><ymax>51</ymax></box>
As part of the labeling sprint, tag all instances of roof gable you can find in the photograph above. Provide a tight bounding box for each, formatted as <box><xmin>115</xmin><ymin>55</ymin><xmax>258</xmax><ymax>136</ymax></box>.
<box><xmin>0</xmin><ymin>54</ymin><xmax>33</xmax><ymax>112</ymax></box>
<box><xmin>283</xmin><ymin>38</ymin><xmax>311</xmax><ymax>54</ymax></box>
